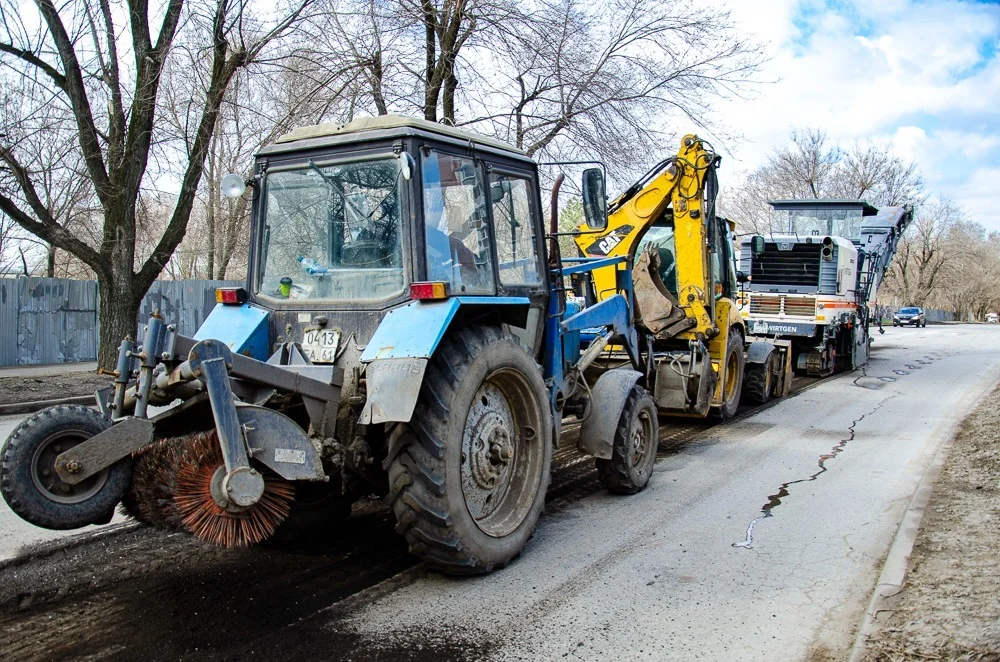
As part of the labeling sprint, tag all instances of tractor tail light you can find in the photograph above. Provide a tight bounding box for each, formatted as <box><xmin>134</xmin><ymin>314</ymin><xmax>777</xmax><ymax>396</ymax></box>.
<box><xmin>410</xmin><ymin>282</ymin><xmax>448</xmax><ymax>300</ymax></box>
<box><xmin>215</xmin><ymin>287</ymin><xmax>247</xmax><ymax>305</ymax></box>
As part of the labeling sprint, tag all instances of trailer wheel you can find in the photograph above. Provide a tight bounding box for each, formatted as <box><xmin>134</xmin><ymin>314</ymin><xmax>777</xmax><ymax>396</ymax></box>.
<box><xmin>711</xmin><ymin>327</ymin><xmax>745</xmax><ymax>420</ymax></box>
<box><xmin>596</xmin><ymin>385</ymin><xmax>658</xmax><ymax>494</ymax></box>
<box><xmin>387</xmin><ymin>326</ymin><xmax>553</xmax><ymax>575</ymax></box>
<box><xmin>742</xmin><ymin>355</ymin><xmax>774</xmax><ymax>405</ymax></box>
<box><xmin>1</xmin><ymin>405</ymin><xmax>131</xmax><ymax>530</ymax></box>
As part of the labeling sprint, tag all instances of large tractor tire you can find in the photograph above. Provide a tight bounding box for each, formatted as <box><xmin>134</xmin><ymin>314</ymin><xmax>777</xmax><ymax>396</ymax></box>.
<box><xmin>711</xmin><ymin>327</ymin><xmax>746</xmax><ymax>420</ymax></box>
<box><xmin>386</xmin><ymin>326</ymin><xmax>553</xmax><ymax>575</ymax></box>
<box><xmin>1</xmin><ymin>405</ymin><xmax>131</xmax><ymax>530</ymax></box>
<box><xmin>742</xmin><ymin>355</ymin><xmax>775</xmax><ymax>405</ymax></box>
<box><xmin>596</xmin><ymin>385</ymin><xmax>658</xmax><ymax>494</ymax></box>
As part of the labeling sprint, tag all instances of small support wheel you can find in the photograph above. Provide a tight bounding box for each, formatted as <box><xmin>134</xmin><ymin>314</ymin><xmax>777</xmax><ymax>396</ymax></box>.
<box><xmin>596</xmin><ymin>385</ymin><xmax>659</xmax><ymax>494</ymax></box>
<box><xmin>1</xmin><ymin>405</ymin><xmax>131</xmax><ymax>530</ymax></box>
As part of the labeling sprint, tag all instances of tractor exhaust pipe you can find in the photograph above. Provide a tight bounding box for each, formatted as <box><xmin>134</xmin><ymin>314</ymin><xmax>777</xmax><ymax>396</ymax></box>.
<box><xmin>549</xmin><ymin>174</ymin><xmax>565</xmax><ymax>267</ymax></box>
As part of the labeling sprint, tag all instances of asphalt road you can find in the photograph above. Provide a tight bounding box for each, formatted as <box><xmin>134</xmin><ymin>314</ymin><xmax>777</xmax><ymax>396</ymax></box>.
<box><xmin>1</xmin><ymin>324</ymin><xmax>998</xmax><ymax>660</ymax></box>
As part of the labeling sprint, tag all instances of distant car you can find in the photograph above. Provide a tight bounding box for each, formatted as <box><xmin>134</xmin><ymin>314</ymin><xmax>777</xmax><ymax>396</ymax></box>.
<box><xmin>893</xmin><ymin>307</ymin><xmax>926</xmax><ymax>327</ymax></box>
<box><xmin>987</xmin><ymin>313</ymin><xmax>999</xmax><ymax>324</ymax></box>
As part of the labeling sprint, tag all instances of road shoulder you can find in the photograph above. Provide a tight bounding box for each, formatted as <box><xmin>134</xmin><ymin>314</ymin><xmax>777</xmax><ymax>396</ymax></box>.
<box><xmin>855</xmin><ymin>383</ymin><xmax>1000</xmax><ymax>659</ymax></box>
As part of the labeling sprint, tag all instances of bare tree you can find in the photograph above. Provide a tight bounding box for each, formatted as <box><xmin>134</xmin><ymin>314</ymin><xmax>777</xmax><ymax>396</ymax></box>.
<box><xmin>0</xmin><ymin>0</ymin><xmax>311</xmax><ymax>367</ymax></box>
<box><xmin>887</xmin><ymin>199</ymin><xmax>962</xmax><ymax>306</ymax></box>
<box><xmin>722</xmin><ymin>129</ymin><xmax>925</xmax><ymax>235</ymax></box>
<box><xmin>312</xmin><ymin>0</ymin><xmax>763</xmax><ymax>168</ymax></box>
<box><xmin>469</xmin><ymin>0</ymin><xmax>765</xmax><ymax>172</ymax></box>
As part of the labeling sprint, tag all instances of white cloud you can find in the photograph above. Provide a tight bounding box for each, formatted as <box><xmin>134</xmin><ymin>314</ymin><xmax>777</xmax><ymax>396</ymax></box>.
<box><xmin>713</xmin><ymin>0</ymin><xmax>1000</xmax><ymax>231</ymax></box>
<box><xmin>955</xmin><ymin>166</ymin><xmax>1000</xmax><ymax>231</ymax></box>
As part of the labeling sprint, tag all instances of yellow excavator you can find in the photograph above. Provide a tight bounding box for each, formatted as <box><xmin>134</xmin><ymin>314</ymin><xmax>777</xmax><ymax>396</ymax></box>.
<box><xmin>575</xmin><ymin>135</ymin><xmax>793</xmax><ymax>415</ymax></box>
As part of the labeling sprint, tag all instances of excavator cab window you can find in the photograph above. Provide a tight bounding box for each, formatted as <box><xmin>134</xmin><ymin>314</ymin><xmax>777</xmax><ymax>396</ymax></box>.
<box><xmin>635</xmin><ymin>220</ymin><xmax>677</xmax><ymax>296</ymax></box>
<box><xmin>716</xmin><ymin>217</ymin><xmax>738</xmax><ymax>300</ymax></box>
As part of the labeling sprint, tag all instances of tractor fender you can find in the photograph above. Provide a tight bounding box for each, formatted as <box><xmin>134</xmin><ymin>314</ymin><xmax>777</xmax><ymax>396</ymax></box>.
<box><xmin>359</xmin><ymin>297</ymin><xmax>530</xmax><ymax>424</ymax></box>
<box><xmin>579</xmin><ymin>369</ymin><xmax>643</xmax><ymax>460</ymax></box>
<box><xmin>745</xmin><ymin>340</ymin><xmax>776</xmax><ymax>365</ymax></box>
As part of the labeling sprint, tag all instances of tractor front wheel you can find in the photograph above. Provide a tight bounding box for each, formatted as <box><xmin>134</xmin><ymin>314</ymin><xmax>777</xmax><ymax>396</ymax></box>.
<box><xmin>387</xmin><ymin>327</ymin><xmax>553</xmax><ymax>575</ymax></box>
<box><xmin>596</xmin><ymin>385</ymin><xmax>658</xmax><ymax>494</ymax></box>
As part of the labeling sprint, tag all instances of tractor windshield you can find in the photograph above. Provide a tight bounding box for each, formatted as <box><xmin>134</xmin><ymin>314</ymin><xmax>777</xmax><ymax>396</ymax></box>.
<box><xmin>773</xmin><ymin>207</ymin><xmax>863</xmax><ymax>241</ymax></box>
<box><xmin>257</xmin><ymin>157</ymin><xmax>404</xmax><ymax>302</ymax></box>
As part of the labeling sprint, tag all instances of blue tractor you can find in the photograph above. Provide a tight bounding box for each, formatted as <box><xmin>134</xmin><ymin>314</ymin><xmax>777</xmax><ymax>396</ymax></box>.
<box><xmin>0</xmin><ymin>116</ymin><xmax>658</xmax><ymax>574</ymax></box>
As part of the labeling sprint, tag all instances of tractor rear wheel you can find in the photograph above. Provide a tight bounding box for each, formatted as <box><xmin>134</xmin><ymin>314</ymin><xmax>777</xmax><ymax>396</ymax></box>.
<box><xmin>387</xmin><ymin>326</ymin><xmax>553</xmax><ymax>575</ymax></box>
<box><xmin>596</xmin><ymin>385</ymin><xmax>658</xmax><ymax>494</ymax></box>
<box><xmin>711</xmin><ymin>327</ymin><xmax>746</xmax><ymax>420</ymax></box>
<box><xmin>1</xmin><ymin>405</ymin><xmax>131</xmax><ymax>530</ymax></box>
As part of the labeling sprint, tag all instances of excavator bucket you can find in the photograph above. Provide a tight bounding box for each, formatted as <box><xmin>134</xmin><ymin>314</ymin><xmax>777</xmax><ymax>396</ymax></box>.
<box><xmin>632</xmin><ymin>247</ymin><xmax>691</xmax><ymax>337</ymax></box>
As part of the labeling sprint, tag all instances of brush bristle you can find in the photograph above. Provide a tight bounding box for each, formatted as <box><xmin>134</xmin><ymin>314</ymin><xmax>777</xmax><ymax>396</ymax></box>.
<box><xmin>124</xmin><ymin>430</ymin><xmax>295</xmax><ymax>547</ymax></box>
<box><xmin>173</xmin><ymin>431</ymin><xmax>295</xmax><ymax>547</ymax></box>
<box><xmin>122</xmin><ymin>435</ymin><xmax>190</xmax><ymax>530</ymax></box>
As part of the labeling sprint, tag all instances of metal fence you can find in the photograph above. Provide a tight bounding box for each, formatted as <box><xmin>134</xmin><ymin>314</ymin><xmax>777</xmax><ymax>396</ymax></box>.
<box><xmin>0</xmin><ymin>277</ymin><xmax>239</xmax><ymax>367</ymax></box>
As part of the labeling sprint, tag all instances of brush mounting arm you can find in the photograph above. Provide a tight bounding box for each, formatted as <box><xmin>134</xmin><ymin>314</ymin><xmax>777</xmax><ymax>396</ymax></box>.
<box><xmin>188</xmin><ymin>340</ymin><xmax>265</xmax><ymax>509</ymax></box>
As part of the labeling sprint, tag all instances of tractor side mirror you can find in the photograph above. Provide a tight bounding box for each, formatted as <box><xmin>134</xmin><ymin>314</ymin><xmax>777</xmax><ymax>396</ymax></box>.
<box><xmin>581</xmin><ymin>168</ymin><xmax>608</xmax><ymax>231</ymax></box>
<box><xmin>398</xmin><ymin>152</ymin><xmax>413</xmax><ymax>181</ymax></box>
<box><xmin>736</xmin><ymin>271</ymin><xmax>750</xmax><ymax>284</ymax></box>
<box><xmin>750</xmin><ymin>235</ymin><xmax>765</xmax><ymax>256</ymax></box>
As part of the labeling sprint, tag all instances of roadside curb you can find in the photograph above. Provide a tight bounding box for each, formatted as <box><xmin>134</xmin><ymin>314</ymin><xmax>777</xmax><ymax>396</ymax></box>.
<box><xmin>846</xmin><ymin>383</ymin><xmax>993</xmax><ymax>661</ymax></box>
<box><xmin>0</xmin><ymin>395</ymin><xmax>95</xmax><ymax>417</ymax></box>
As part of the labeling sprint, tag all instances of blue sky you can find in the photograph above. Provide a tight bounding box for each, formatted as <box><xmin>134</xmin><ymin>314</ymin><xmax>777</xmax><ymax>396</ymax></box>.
<box><xmin>717</xmin><ymin>0</ymin><xmax>1000</xmax><ymax>231</ymax></box>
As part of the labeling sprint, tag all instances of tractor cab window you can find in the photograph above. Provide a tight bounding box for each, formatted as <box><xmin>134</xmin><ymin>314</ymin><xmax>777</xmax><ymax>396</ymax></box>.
<box><xmin>489</xmin><ymin>173</ymin><xmax>541</xmax><ymax>286</ymax></box>
<box><xmin>258</xmin><ymin>157</ymin><xmax>404</xmax><ymax>302</ymax></box>
<box><xmin>422</xmin><ymin>151</ymin><xmax>495</xmax><ymax>294</ymax></box>
<box><xmin>635</xmin><ymin>220</ymin><xmax>677</xmax><ymax>295</ymax></box>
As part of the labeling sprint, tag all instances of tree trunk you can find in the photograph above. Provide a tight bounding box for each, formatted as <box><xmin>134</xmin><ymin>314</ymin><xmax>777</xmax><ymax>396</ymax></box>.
<box><xmin>422</xmin><ymin>0</ymin><xmax>438</xmax><ymax>121</ymax></box>
<box><xmin>96</xmin><ymin>272</ymin><xmax>140</xmax><ymax>370</ymax></box>
<box><xmin>46</xmin><ymin>245</ymin><xmax>55</xmax><ymax>277</ymax></box>
<box><xmin>442</xmin><ymin>70</ymin><xmax>457</xmax><ymax>123</ymax></box>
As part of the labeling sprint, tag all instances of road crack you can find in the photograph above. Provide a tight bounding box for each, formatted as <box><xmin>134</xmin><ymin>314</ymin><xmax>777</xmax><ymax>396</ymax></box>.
<box><xmin>733</xmin><ymin>393</ymin><xmax>896</xmax><ymax>549</ymax></box>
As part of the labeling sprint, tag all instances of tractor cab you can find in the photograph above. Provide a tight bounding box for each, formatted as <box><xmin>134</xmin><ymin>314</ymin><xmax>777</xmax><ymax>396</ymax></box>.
<box><xmin>230</xmin><ymin>116</ymin><xmax>551</xmax><ymax>366</ymax></box>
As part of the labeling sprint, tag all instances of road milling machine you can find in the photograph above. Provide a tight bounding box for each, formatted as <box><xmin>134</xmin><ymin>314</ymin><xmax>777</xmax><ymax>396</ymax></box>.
<box><xmin>1</xmin><ymin>116</ymin><xmax>675</xmax><ymax>575</ymax></box>
<box><xmin>575</xmin><ymin>136</ymin><xmax>794</xmax><ymax>411</ymax></box>
<box><xmin>738</xmin><ymin>200</ymin><xmax>913</xmax><ymax>376</ymax></box>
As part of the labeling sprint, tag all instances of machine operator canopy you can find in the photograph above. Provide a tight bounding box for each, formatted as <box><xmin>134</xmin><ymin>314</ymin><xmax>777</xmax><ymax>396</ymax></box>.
<box><xmin>768</xmin><ymin>199</ymin><xmax>878</xmax><ymax>243</ymax></box>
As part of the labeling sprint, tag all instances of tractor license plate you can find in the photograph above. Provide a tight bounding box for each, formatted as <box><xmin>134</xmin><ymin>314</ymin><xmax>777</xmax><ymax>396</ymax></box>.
<box><xmin>302</xmin><ymin>329</ymin><xmax>341</xmax><ymax>363</ymax></box>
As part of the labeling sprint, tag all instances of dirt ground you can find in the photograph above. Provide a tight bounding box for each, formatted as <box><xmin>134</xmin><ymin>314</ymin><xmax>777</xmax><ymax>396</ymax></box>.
<box><xmin>0</xmin><ymin>372</ymin><xmax>111</xmax><ymax>405</ymax></box>
<box><xmin>862</xmin><ymin>385</ymin><xmax>1000</xmax><ymax>661</ymax></box>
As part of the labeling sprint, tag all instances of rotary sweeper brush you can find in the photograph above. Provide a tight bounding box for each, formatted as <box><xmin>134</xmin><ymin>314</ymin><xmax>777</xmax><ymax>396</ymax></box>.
<box><xmin>123</xmin><ymin>431</ymin><xmax>296</xmax><ymax>547</ymax></box>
